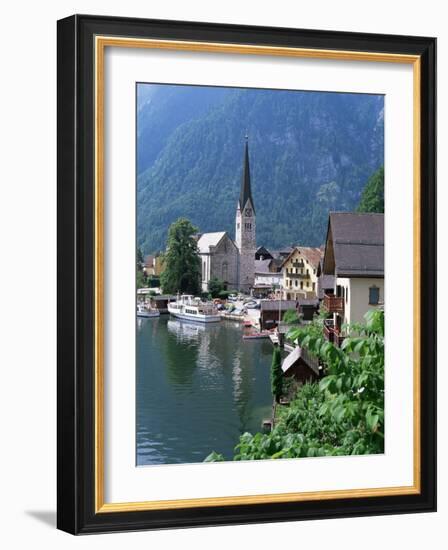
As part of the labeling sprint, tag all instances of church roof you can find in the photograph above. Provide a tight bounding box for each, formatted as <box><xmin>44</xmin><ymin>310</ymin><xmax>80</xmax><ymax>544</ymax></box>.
<box><xmin>197</xmin><ymin>231</ymin><xmax>227</xmax><ymax>253</ymax></box>
<box><xmin>239</xmin><ymin>137</ymin><xmax>255</xmax><ymax>213</ymax></box>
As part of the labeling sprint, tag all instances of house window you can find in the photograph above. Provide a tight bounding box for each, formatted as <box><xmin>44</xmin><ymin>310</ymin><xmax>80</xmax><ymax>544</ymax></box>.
<box><xmin>300</xmin><ymin>281</ymin><xmax>303</xmax><ymax>289</ymax></box>
<box><xmin>295</xmin><ymin>280</ymin><xmax>298</xmax><ymax>287</ymax></box>
<box><xmin>312</xmin><ymin>282</ymin><xmax>316</xmax><ymax>292</ymax></box>
<box><xmin>369</xmin><ymin>286</ymin><xmax>380</xmax><ymax>305</ymax></box>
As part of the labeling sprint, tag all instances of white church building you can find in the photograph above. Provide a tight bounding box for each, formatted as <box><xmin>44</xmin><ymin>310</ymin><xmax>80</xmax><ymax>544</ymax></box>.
<box><xmin>198</xmin><ymin>137</ymin><xmax>256</xmax><ymax>294</ymax></box>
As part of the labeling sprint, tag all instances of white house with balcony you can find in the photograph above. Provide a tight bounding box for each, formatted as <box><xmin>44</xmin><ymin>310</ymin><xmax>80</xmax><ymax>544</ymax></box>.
<box><xmin>321</xmin><ymin>212</ymin><xmax>384</xmax><ymax>345</ymax></box>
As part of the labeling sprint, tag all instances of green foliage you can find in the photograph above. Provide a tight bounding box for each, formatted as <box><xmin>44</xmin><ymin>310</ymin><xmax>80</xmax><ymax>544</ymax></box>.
<box><xmin>137</xmin><ymin>246</ymin><xmax>144</xmax><ymax>271</ymax></box>
<box><xmin>357</xmin><ymin>166</ymin><xmax>384</xmax><ymax>213</ymax></box>
<box><xmin>137</xmin><ymin>87</ymin><xmax>384</xmax><ymax>254</ymax></box>
<box><xmin>136</xmin><ymin>246</ymin><xmax>147</xmax><ymax>289</ymax></box>
<box><xmin>147</xmin><ymin>276</ymin><xmax>160</xmax><ymax>288</ymax></box>
<box><xmin>208</xmin><ymin>277</ymin><xmax>225</xmax><ymax>298</ymax></box>
<box><xmin>206</xmin><ymin>310</ymin><xmax>384</xmax><ymax>462</ymax></box>
<box><xmin>160</xmin><ymin>218</ymin><xmax>201</xmax><ymax>295</ymax></box>
<box><xmin>283</xmin><ymin>308</ymin><xmax>301</xmax><ymax>325</ymax></box>
<box><xmin>218</xmin><ymin>290</ymin><xmax>236</xmax><ymax>299</ymax></box>
<box><xmin>136</xmin><ymin>270</ymin><xmax>147</xmax><ymax>289</ymax></box>
<box><xmin>203</xmin><ymin>451</ymin><xmax>225</xmax><ymax>462</ymax></box>
<box><xmin>270</xmin><ymin>346</ymin><xmax>283</xmax><ymax>403</ymax></box>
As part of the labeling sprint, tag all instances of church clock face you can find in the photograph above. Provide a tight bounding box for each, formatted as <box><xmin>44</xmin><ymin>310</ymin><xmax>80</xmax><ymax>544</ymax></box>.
<box><xmin>245</xmin><ymin>207</ymin><xmax>252</xmax><ymax>217</ymax></box>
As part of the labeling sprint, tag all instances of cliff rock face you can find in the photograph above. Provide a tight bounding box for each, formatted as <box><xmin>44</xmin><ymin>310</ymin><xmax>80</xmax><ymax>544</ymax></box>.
<box><xmin>137</xmin><ymin>85</ymin><xmax>384</xmax><ymax>254</ymax></box>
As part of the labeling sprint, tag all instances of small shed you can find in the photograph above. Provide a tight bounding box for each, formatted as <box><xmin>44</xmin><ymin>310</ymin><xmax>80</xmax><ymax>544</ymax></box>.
<box><xmin>281</xmin><ymin>346</ymin><xmax>320</xmax><ymax>384</ymax></box>
<box><xmin>296</xmin><ymin>298</ymin><xmax>319</xmax><ymax>321</ymax></box>
<box><xmin>260</xmin><ymin>300</ymin><xmax>296</xmax><ymax>330</ymax></box>
<box><xmin>149</xmin><ymin>294</ymin><xmax>176</xmax><ymax>313</ymax></box>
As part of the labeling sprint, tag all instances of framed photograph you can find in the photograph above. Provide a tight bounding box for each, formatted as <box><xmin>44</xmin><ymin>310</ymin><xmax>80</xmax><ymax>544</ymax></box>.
<box><xmin>57</xmin><ymin>14</ymin><xmax>436</xmax><ymax>534</ymax></box>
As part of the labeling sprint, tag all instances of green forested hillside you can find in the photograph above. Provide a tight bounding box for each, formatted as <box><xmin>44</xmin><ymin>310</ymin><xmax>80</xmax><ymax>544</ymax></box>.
<box><xmin>137</xmin><ymin>85</ymin><xmax>384</xmax><ymax>254</ymax></box>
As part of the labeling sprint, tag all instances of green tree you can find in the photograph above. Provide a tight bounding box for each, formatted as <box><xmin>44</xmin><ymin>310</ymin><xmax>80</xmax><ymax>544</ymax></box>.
<box><xmin>357</xmin><ymin>166</ymin><xmax>384</xmax><ymax>213</ymax></box>
<box><xmin>160</xmin><ymin>218</ymin><xmax>201</xmax><ymax>294</ymax></box>
<box><xmin>137</xmin><ymin>246</ymin><xmax>144</xmax><ymax>271</ymax></box>
<box><xmin>136</xmin><ymin>246</ymin><xmax>147</xmax><ymax>288</ymax></box>
<box><xmin>147</xmin><ymin>276</ymin><xmax>161</xmax><ymax>288</ymax></box>
<box><xmin>208</xmin><ymin>277</ymin><xmax>225</xmax><ymax>298</ymax></box>
<box><xmin>136</xmin><ymin>270</ymin><xmax>146</xmax><ymax>289</ymax></box>
<box><xmin>271</xmin><ymin>345</ymin><xmax>283</xmax><ymax>403</ymax></box>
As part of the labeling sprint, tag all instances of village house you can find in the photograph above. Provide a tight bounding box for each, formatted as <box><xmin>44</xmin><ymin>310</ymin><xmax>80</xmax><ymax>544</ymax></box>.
<box><xmin>143</xmin><ymin>253</ymin><xmax>164</xmax><ymax>277</ymax></box>
<box><xmin>253</xmin><ymin>258</ymin><xmax>283</xmax><ymax>296</ymax></box>
<box><xmin>143</xmin><ymin>254</ymin><xmax>155</xmax><ymax>276</ymax></box>
<box><xmin>280</xmin><ymin>246</ymin><xmax>322</xmax><ymax>300</ymax></box>
<box><xmin>321</xmin><ymin>212</ymin><xmax>384</xmax><ymax>346</ymax></box>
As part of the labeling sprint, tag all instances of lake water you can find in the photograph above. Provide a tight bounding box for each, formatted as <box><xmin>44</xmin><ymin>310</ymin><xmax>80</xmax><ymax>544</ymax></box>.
<box><xmin>136</xmin><ymin>316</ymin><xmax>273</xmax><ymax>465</ymax></box>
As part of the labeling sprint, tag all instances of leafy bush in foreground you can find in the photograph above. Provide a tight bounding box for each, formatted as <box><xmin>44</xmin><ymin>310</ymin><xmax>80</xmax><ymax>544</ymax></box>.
<box><xmin>204</xmin><ymin>310</ymin><xmax>384</xmax><ymax>462</ymax></box>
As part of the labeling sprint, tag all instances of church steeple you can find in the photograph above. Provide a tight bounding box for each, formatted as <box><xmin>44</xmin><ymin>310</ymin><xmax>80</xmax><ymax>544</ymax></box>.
<box><xmin>235</xmin><ymin>135</ymin><xmax>256</xmax><ymax>292</ymax></box>
<box><xmin>238</xmin><ymin>136</ymin><xmax>255</xmax><ymax>213</ymax></box>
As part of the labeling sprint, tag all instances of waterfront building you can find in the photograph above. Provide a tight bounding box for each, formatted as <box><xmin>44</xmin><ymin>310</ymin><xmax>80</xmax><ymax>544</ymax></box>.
<box><xmin>321</xmin><ymin>212</ymin><xmax>384</xmax><ymax>346</ymax></box>
<box><xmin>253</xmin><ymin>258</ymin><xmax>283</xmax><ymax>296</ymax></box>
<box><xmin>280</xmin><ymin>246</ymin><xmax>322</xmax><ymax>300</ymax></box>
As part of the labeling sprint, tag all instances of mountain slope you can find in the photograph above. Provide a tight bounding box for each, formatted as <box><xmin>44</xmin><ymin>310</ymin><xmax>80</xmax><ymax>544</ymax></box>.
<box><xmin>137</xmin><ymin>85</ymin><xmax>384</xmax><ymax>253</ymax></box>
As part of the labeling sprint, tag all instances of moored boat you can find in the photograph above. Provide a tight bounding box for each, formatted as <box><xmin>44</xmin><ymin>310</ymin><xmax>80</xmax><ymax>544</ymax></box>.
<box><xmin>137</xmin><ymin>304</ymin><xmax>160</xmax><ymax>318</ymax></box>
<box><xmin>168</xmin><ymin>294</ymin><xmax>221</xmax><ymax>323</ymax></box>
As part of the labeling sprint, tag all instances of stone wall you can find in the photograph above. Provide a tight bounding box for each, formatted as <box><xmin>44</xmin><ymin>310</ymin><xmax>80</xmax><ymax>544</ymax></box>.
<box><xmin>209</xmin><ymin>234</ymin><xmax>239</xmax><ymax>290</ymax></box>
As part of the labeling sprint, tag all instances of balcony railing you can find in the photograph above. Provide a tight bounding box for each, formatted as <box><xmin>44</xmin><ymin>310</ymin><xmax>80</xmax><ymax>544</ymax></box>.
<box><xmin>287</xmin><ymin>272</ymin><xmax>309</xmax><ymax>279</ymax></box>
<box><xmin>323</xmin><ymin>293</ymin><xmax>344</xmax><ymax>314</ymax></box>
<box><xmin>291</xmin><ymin>261</ymin><xmax>305</xmax><ymax>268</ymax></box>
<box><xmin>323</xmin><ymin>319</ymin><xmax>345</xmax><ymax>347</ymax></box>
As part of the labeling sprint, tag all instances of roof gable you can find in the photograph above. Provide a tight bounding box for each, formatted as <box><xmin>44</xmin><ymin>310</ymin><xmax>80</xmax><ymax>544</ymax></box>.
<box><xmin>323</xmin><ymin>212</ymin><xmax>384</xmax><ymax>277</ymax></box>
<box><xmin>197</xmin><ymin>231</ymin><xmax>236</xmax><ymax>254</ymax></box>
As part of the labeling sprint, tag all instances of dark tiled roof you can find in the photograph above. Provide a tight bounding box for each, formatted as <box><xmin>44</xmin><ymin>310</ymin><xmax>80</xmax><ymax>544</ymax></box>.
<box><xmin>269</xmin><ymin>258</ymin><xmax>284</xmax><ymax>272</ymax></box>
<box><xmin>254</xmin><ymin>259</ymin><xmax>272</xmax><ymax>274</ymax></box>
<box><xmin>281</xmin><ymin>246</ymin><xmax>322</xmax><ymax>269</ymax></box>
<box><xmin>255</xmin><ymin>246</ymin><xmax>273</xmax><ymax>259</ymax></box>
<box><xmin>318</xmin><ymin>274</ymin><xmax>335</xmax><ymax>299</ymax></box>
<box><xmin>297</xmin><ymin>298</ymin><xmax>319</xmax><ymax>307</ymax></box>
<box><xmin>261</xmin><ymin>300</ymin><xmax>297</xmax><ymax>311</ymax></box>
<box><xmin>282</xmin><ymin>346</ymin><xmax>319</xmax><ymax>375</ymax></box>
<box><xmin>297</xmin><ymin>246</ymin><xmax>322</xmax><ymax>268</ymax></box>
<box><xmin>325</xmin><ymin>212</ymin><xmax>384</xmax><ymax>278</ymax></box>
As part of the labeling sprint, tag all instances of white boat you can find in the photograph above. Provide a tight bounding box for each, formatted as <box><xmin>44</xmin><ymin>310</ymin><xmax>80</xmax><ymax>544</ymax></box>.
<box><xmin>168</xmin><ymin>294</ymin><xmax>221</xmax><ymax>323</ymax></box>
<box><xmin>137</xmin><ymin>304</ymin><xmax>160</xmax><ymax>318</ymax></box>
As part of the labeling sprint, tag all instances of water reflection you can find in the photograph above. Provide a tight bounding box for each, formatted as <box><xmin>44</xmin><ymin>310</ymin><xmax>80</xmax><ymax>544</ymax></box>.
<box><xmin>136</xmin><ymin>317</ymin><xmax>273</xmax><ymax>465</ymax></box>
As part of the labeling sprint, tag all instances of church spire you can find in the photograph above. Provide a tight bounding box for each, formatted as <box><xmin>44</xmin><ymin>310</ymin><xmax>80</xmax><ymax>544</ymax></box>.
<box><xmin>239</xmin><ymin>135</ymin><xmax>255</xmax><ymax>213</ymax></box>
